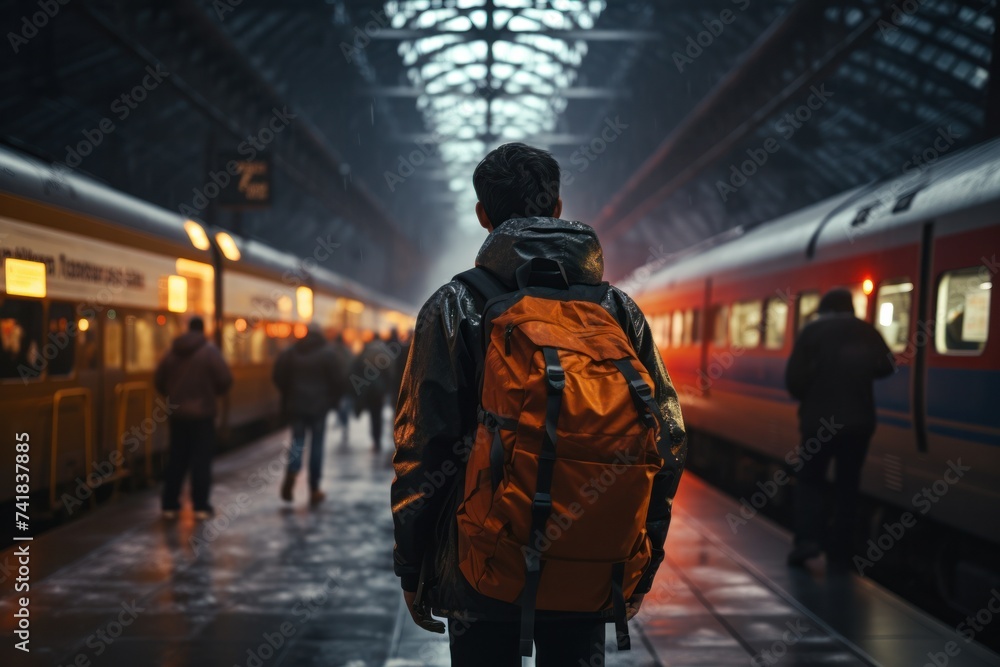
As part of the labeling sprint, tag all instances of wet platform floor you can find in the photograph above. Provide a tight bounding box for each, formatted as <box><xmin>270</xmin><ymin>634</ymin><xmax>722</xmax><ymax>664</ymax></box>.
<box><xmin>2</xmin><ymin>412</ymin><xmax>998</xmax><ymax>667</ymax></box>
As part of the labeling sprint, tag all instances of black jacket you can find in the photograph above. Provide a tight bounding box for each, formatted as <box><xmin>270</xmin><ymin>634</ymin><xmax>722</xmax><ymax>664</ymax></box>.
<box><xmin>785</xmin><ymin>313</ymin><xmax>895</xmax><ymax>436</ymax></box>
<box><xmin>390</xmin><ymin>217</ymin><xmax>687</xmax><ymax>614</ymax></box>
<box><xmin>272</xmin><ymin>331</ymin><xmax>346</xmax><ymax>418</ymax></box>
<box><xmin>154</xmin><ymin>332</ymin><xmax>232</xmax><ymax>419</ymax></box>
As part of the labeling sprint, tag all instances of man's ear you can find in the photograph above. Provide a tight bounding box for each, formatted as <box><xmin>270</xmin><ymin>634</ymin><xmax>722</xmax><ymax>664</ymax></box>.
<box><xmin>476</xmin><ymin>202</ymin><xmax>493</xmax><ymax>232</ymax></box>
<box><xmin>552</xmin><ymin>197</ymin><xmax>563</xmax><ymax>219</ymax></box>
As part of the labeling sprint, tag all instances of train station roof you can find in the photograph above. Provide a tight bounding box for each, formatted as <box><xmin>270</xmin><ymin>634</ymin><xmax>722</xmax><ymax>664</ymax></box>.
<box><xmin>1</xmin><ymin>0</ymin><xmax>996</xmax><ymax>299</ymax></box>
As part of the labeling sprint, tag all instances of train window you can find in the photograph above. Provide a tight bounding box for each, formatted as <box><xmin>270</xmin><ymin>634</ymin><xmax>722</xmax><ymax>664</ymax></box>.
<box><xmin>104</xmin><ymin>316</ymin><xmax>122</xmax><ymax>369</ymax></box>
<box><xmin>682</xmin><ymin>309</ymin><xmax>696</xmax><ymax>345</ymax></box>
<box><xmin>797</xmin><ymin>291</ymin><xmax>821</xmax><ymax>331</ymax></box>
<box><xmin>155</xmin><ymin>315</ymin><xmax>179</xmax><ymax>360</ymax></box>
<box><xmin>249</xmin><ymin>324</ymin><xmax>268</xmax><ymax>363</ymax></box>
<box><xmin>77</xmin><ymin>313</ymin><xmax>100</xmax><ymax>371</ymax></box>
<box><xmin>46</xmin><ymin>302</ymin><xmax>76</xmax><ymax>376</ymax></box>
<box><xmin>648</xmin><ymin>314</ymin><xmax>665</xmax><ymax>348</ymax></box>
<box><xmin>875</xmin><ymin>280</ymin><xmax>913</xmax><ymax>353</ymax></box>
<box><xmin>671</xmin><ymin>311</ymin><xmax>684</xmax><ymax>347</ymax></box>
<box><xmin>222</xmin><ymin>321</ymin><xmax>238</xmax><ymax>364</ymax></box>
<box><xmin>935</xmin><ymin>267</ymin><xmax>991</xmax><ymax>355</ymax></box>
<box><xmin>0</xmin><ymin>297</ymin><xmax>43</xmax><ymax>381</ymax></box>
<box><xmin>729</xmin><ymin>300</ymin><xmax>762</xmax><ymax>348</ymax></box>
<box><xmin>712</xmin><ymin>305</ymin><xmax>729</xmax><ymax>346</ymax></box>
<box><xmin>125</xmin><ymin>313</ymin><xmax>158</xmax><ymax>372</ymax></box>
<box><xmin>764</xmin><ymin>297</ymin><xmax>789</xmax><ymax>350</ymax></box>
<box><xmin>655</xmin><ymin>313</ymin><xmax>671</xmax><ymax>349</ymax></box>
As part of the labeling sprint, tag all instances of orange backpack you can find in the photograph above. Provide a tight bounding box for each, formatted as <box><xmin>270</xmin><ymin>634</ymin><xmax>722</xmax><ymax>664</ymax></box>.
<box><xmin>454</xmin><ymin>258</ymin><xmax>678</xmax><ymax>657</ymax></box>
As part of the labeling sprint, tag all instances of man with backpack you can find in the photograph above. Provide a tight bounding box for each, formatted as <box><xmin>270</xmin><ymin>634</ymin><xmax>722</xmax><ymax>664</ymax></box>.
<box><xmin>391</xmin><ymin>143</ymin><xmax>687</xmax><ymax>666</ymax></box>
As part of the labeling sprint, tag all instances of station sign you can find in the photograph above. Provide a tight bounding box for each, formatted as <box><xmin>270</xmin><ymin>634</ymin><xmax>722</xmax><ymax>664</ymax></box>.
<box><xmin>212</xmin><ymin>153</ymin><xmax>272</xmax><ymax>209</ymax></box>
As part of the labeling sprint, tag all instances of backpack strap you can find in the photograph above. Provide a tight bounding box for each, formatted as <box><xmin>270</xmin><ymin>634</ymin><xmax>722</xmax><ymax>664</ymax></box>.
<box><xmin>611</xmin><ymin>358</ymin><xmax>679</xmax><ymax>466</ymax></box>
<box><xmin>454</xmin><ymin>266</ymin><xmax>510</xmax><ymax>311</ymax></box>
<box><xmin>519</xmin><ymin>346</ymin><xmax>564</xmax><ymax>657</ymax></box>
<box><xmin>453</xmin><ymin>266</ymin><xmax>512</xmax><ymax>370</ymax></box>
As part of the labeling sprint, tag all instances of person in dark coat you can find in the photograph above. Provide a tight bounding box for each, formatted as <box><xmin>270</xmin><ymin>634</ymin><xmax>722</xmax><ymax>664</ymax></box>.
<box><xmin>273</xmin><ymin>322</ymin><xmax>346</xmax><ymax>506</ymax></box>
<box><xmin>785</xmin><ymin>288</ymin><xmax>895</xmax><ymax>570</ymax></box>
<box><xmin>391</xmin><ymin>143</ymin><xmax>687</xmax><ymax>666</ymax></box>
<box><xmin>331</xmin><ymin>332</ymin><xmax>355</xmax><ymax>445</ymax></box>
<box><xmin>154</xmin><ymin>316</ymin><xmax>232</xmax><ymax>520</ymax></box>
<box><xmin>350</xmin><ymin>336</ymin><xmax>396</xmax><ymax>451</ymax></box>
<box><xmin>387</xmin><ymin>328</ymin><xmax>407</xmax><ymax>411</ymax></box>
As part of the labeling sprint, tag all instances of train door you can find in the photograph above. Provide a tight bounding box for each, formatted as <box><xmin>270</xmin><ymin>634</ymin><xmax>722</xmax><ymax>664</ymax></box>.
<box><xmin>115</xmin><ymin>309</ymin><xmax>177</xmax><ymax>488</ymax></box>
<box><xmin>919</xmin><ymin>215</ymin><xmax>998</xmax><ymax>543</ymax></box>
<box><xmin>45</xmin><ymin>301</ymin><xmax>101</xmax><ymax>513</ymax></box>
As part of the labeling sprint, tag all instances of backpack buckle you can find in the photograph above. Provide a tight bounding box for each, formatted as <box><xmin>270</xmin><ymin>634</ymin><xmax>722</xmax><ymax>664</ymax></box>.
<box><xmin>545</xmin><ymin>365</ymin><xmax>565</xmax><ymax>392</ymax></box>
<box><xmin>532</xmin><ymin>492</ymin><xmax>552</xmax><ymax>513</ymax></box>
<box><xmin>629</xmin><ymin>379</ymin><xmax>652</xmax><ymax>400</ymax></box>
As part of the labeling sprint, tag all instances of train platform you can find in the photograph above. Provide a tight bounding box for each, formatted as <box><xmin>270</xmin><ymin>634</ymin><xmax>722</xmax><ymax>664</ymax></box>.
<box><xmin>2</xmin><ymin>415</ymin><xmax>998</xmax><ymax>667</ymax></box>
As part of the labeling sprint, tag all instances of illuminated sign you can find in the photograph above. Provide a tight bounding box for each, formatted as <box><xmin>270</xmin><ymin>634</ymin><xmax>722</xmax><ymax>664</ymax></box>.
<box><xmin>213</xmin><ymin>153</ymin><xmax>272</xmax><ymax>208</ymax></box>
<box><xmin>4</xmin><ymin>258</ymin><xmax>46</xmax><ymax>297</ymax></box>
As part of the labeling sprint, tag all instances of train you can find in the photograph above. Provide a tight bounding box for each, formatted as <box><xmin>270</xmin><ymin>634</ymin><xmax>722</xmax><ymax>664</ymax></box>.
<box><xmin>633</xmin><ymin>137</ymin><xmax>999</xmax><ymax>610</ymax></box>
<box><xmin>0</xmin><ymin>145</ymin><xmax>414</xmax><ymax>512</ymax></box>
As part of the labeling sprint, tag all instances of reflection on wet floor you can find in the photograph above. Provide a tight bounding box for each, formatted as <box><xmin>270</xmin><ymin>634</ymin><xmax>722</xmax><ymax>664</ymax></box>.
<box><xmin>2</xmin><ymin>411</ymin><xmax>998</xmax><ymax>666</ymax></box>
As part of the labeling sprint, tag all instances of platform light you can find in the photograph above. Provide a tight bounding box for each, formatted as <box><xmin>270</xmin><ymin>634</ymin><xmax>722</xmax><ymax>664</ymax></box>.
<box><xmin>215</xmin><ymin>231</ymin><xmax>241</xmax><ymax>261</ymax></box>
<box><xmin>981</xmin><ymin>282</ymin><xmax>993</xmax><ymax>290</ymax></box>
<box><xmin>345</xmin><ymin>299</ymin><xmax>365</xmax><ymax>314</ymax></box>
<box><xmin>77</xmin><ymin>318</ymin><xmax>90</xmax><ymax>332</ymax></box>
<box><xmin>167</xmin><ymin>275</ymin><xmax>188</xmax><ymax>313</ymax></box>
<box><xmin>183</xmin><ymin>220</ymin><xmax>211</xmax><ymax>251</ymax></box>
<box><xmin>235</xmin><ymin>318</ymin><xmax>248</xmax><ymax>333</ymax></box>
<box><xmin>4</xmin><ymin>258</ymin><xmax>47</xmax><ymax>298</ymax></box>
<box><xmin>879</xmin><ymin>302</ymin><xmax>894</xmax><ymax>328</ymax></box>
<box><xmin>296</xmin><ymin>286</ymin><xmax>314</xmax><ymax>320</ymax></box>
<box><xmin>293</xmin><ymin>323</ymin><xmax>308</xmax><ymax>339</ymax></box>
<box><xmin>862</xmin><ymin>279</ymin><xmax>874</xmax><ymax>295</ymax></box>
<box><xmin>156</xmin><ymin>315</ymin><xmax>167</xmax><ymax>326</ymax></box>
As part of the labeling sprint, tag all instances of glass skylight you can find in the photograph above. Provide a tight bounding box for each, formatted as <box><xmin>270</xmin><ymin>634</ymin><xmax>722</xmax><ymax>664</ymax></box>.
<box><xmin>386</xmin><ymin>0</ymin><xmax>605</xmax><ymax>225</ymax></box>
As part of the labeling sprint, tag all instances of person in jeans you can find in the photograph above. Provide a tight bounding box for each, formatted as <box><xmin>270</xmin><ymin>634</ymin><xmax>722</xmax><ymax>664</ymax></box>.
<box><xmin>154</xmin><ymin>316</ymin><xmax>232</xmax><ymax>520</ymax></box>
<box><xmin>273</xmin><ymin>322</ymin><xmax>347</xmax><ymax>506</ymax></box>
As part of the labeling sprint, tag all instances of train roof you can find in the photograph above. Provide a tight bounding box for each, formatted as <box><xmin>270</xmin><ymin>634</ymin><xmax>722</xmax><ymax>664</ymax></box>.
<box><xmin>310</xmin><ymin>264</ymin><xmax>414</xmax><ymax>315</ymax></box>
<box><xmin>636</xmin><ymin>138</ymin><xmax>1000</xmax><ymax>293</ymax></box>
<box><xmin>0</xmin><ymin>145</ymin><xmax>196</xmax><ymax>250</ymax></box>
<box><xmin>218</xmin><ymin>228</ymin><xmax>415</xmax><ymax>315</ymax></box>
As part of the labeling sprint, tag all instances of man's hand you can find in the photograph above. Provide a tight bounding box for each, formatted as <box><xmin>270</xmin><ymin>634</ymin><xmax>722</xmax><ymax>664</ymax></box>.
<box><xmin>625</xmin><ymin>593</ymin><xmax>644</xmax><ymax>620</ymax></box>
<box><xmin>403</xmin><ymin>590</ymin><xmax>445</xmax><ymax>633</ymax></box>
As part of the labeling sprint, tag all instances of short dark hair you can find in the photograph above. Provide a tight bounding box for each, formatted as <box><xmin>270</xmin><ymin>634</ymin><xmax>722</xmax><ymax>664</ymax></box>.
<box><xmin>189</xmin><ymin>316</ymin><xmax>205</xmax><ymax>332</ymax></box>
<box><xmin>818</xmin><ymin>288</ymin><xmax>854</xmax><ymax>314</ymax></box>
<box><xmin>473</xmin><ymin>143</ymin><xmax>560</xmax><ymax>227</ymax></box>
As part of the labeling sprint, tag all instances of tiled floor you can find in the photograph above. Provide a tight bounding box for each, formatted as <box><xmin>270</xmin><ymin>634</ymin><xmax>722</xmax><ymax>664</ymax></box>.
<box><xmin>2</xmin><ymin>412</ymin><xmax>998</xmax><ymax>666</ymax></box>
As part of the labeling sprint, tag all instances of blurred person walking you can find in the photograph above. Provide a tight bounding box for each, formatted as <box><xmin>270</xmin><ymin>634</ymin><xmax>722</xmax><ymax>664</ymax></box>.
<box><xmin>785</xmin><ymin>287</ymin><xmax>895</xmax><ymax>571</ymax></box>
<box><xmin>273</xmin><ymin>322</ymin><xmax>347</xmax><ymax>506</ymax></box>
<box><xmin>154</xmin><ymin>316</ymin><xmax>232</xmax><ymax>520</ymax></box>
<box><xmin>331</xmin><ymin>332</ymin><xmax>355</xmax><ymax>445</ymax></box>
<box><xmin>350</xmin><ymin>335</ymin><xmax>397</xmax><ymax>451</ymax></box>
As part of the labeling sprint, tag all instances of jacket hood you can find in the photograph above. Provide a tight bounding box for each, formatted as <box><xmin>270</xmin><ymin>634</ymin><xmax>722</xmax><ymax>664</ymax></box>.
<box><xmin>173</xmin><ymin>331</ymin><xmax>208</xmax><ymax>356</ymax></box>
<box><xmin>475</xmin><ymin>217</ymin><xmax>604</xmax><ymax>286</ymax></box>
